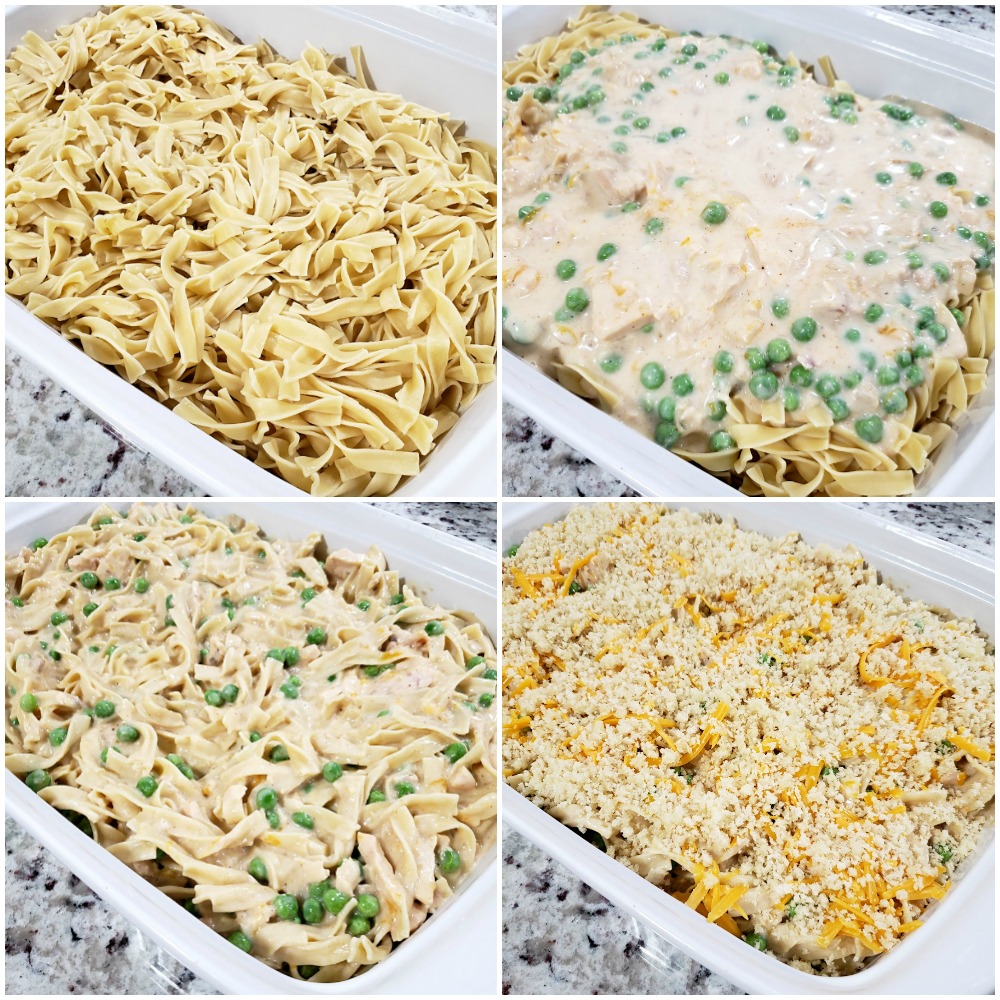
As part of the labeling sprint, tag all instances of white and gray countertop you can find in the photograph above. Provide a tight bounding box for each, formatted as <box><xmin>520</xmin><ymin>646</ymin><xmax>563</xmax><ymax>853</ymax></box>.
<box><xmin>501</xmin><ymin>500</ymin><xmax>994</xmax><ymax>995</ymax></box>
<box><xmin>3</xmin><ymin>3</ymin><xmax>496</xmax><ymax>500</ymax></box>
<box><xmin>502</xmin><ymin>4</ymin><xmax>995</xmax><ymax>497</ymax></box>
<box><xmin>4</xmin><ymin>501</ymin><xmax>496</xmax><ymax>996</ymax></box>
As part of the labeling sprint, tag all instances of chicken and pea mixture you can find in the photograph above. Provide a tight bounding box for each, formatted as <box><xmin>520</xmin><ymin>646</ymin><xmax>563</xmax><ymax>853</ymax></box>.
<box><xmin>503</xmin><ymin>30</ymin><xmax>994</xmax><ymax>456</ymax></box>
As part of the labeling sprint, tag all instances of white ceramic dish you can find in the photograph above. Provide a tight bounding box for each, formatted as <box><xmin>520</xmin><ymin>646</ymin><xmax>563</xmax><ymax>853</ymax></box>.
<box><xmin>501</xmin><ymin>499</ymin><xmax>995</xmax><ymax>995</ymax></box>
<box><xmin>4</xmin><ymin>499</ymin><xmax>498</xmax><ymax>995</ymax></box>
<box><xmin>4</xmin><ymin>4</ymin><xmax>498</xmax><ymax>499</ymax></box>
<box><xmin>501</xmin><ymin>4</ymin><xmax>996</xmax><ymax>498</ymax></box>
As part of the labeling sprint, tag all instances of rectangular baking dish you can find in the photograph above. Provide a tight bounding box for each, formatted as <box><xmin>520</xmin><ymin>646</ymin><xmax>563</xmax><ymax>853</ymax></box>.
<box><xmin>4</xmin><ymin>499</ymin><xmax>498</xmax><ymax>995</ymax></box>
<box><xmin>501</xmin><ymin>499</ymin><xmax>995</xmax><ymax>994</ymax></box>
<box><xmin>4</xmin><ymin>4</ymin><xmax>498</xmax><ymax>499</ymax></box>
<box><xmin>501</xmin><ymin>4</ymin><xmax>995</xmax><ymax>498</ymax></box>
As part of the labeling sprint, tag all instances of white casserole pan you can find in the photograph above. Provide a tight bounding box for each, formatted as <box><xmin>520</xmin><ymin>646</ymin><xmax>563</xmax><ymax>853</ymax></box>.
<box><xmin>4</xmin><ymin>4</ymin><xmax>498</xmax><ymax>499</ymax></box>
<box><xmin>501</xmin><ymin>4</ymin><xmax>996</xmax><ymax>498</ymax></box>
<box><xmin>4</xmin><ymin>499</ymin><xmax>498</xmax><ymax>995</ymax></box>
<box><xmin>501</xmin><ymin>499</ymin><xmax>995</xmax><ymax>994</ymax></box>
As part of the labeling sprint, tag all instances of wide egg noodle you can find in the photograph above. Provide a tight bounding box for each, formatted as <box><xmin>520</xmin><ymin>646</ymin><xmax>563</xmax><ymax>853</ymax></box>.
<box><xmin>5</xmin><ymin>503</ymin><xmax>497</xmax><ymax>983</ymax></box>
<box><xmin>5</xmin><ymin>6</ymin><xmax>496</xmax><ymax>496</ymax></box>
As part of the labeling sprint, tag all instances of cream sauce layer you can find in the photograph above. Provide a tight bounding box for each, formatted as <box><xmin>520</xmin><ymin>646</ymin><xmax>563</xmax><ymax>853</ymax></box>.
<box><xmin>502</xmin><ymin>31</ymin><xmax>995</xmax><ymax>455</ymax></box>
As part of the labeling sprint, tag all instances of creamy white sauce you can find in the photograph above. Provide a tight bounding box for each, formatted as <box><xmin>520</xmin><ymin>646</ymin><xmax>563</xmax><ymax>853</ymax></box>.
<box><xmin>502</xmin><ymin>31</ymin><xmax>995</xmax><ymax>454</ymax></box>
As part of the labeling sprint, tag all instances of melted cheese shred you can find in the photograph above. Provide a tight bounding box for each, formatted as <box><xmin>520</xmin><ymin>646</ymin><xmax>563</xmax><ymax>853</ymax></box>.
<box><xmin>503</xmin><ymin>503</ymin><xmax>994</xmax><ymax>976</ymax></box>
<box><xmin>5</xmin><ymin>6</ymin><xmax>496</xmax><ymax>496</ymax></box>
<box><xmin>5</xmin><ymin>504</ymin><xmax>496</xmax><ymax>984</ymax></box>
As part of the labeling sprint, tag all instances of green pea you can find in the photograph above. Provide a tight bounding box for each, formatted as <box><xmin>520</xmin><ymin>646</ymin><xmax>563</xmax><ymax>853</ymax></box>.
<box><xmin>323</xmin><ymin>888</ymin><xmax>351</xmax><ymax>914</ymax></box>
<box><xmin>843</xmin><ymin>329</ymin><xmax>861</xmax><ymax>344</ymax></box>
<box><xmin>863</xmin><ymin>249</ymin><xmax>887</xmax><ymax>265</ymax></box>
<box><xmin>789</xmin><ymin>365</ymin><xmax>813</xmax><ymax>388</ymax></box>
<box><xmin>246</xmin><ymin>858</ymin><xmax>267</xmax><ymax>883</ymax></box>
<box><xmin>347</xmin><ymin>915</ymin><xmax>371</xmax><ymax>936</ymax></box>
<box><xmin>656</xmin><ymin>131</ymin><xmax>671</xmax><ymax>142</ymax></box>
<box><xmin>26</xmin><ymin>769</ymin><xmax>52</xmax><ymax>792</ymax></box>
<box><xmin>442</xmin><ymin>742</ymin><xmax>468</xmax><ymax>764</ymax></box>
<box><xmin>644</xmin><ymin>217</ymin><xmax>664</xmax><ymax>235</ymax></box>
<box><xmin>908</xmin><ymin>162</ymin><xmax>924</xmax><ymax>178</ymax></box>
<box><xmin>855</xmin><ymin>415</ymin><xmax>884</xmax><ymax>443</ymax></box>
<box><xmin>875</xmin><ymin>172</ymin><xmax>892</xmax><ymax>186</ymax></box>
<box><xmin>707</xmin><ymin>400</ymin><xmax>727</xmax><ymax>422</ymax></box>
<box><xmin>881</xmin><ymin>388</ymin><xmax>908</xmax><ymax>414</ymax></box>
<box><xmin>424</xmin><ymin>620</ymin><xmax>445</xmax><ymax>636</ymax></box>
<box><xmin>256</xmin><ymin>786</ymin><xmax>277</xmax><ymax>809</ymax></box>
<box><xmin>19</xmin><ymin>693</ymin><xmax>38</xmax><ymax>713</ymax></box>
<box><xmin>790</xmin><ymin>317</ymin><xmax>817</xmax><ymax>342</ymax></box>
<box><xmin>633</xmin><ymin>116</ymin><xmax>651</xmax><ymax>130</ymax></box>
<box><xmin>80</xmin><ymin>572</ymin><xmax>100</xmax><ymax>590</ymax></box>
<box><xmin>600</xmin><ymin>354</ymin><xmax>623</xmax><ymax>374</ymax></box>
<box><xmin>30</xmin><ymin>538</ymin><xmax>48</xmax><ymax>551</ymax></box>
<box><xmin>220</xmin><ymin>684</ymin><xmax>239</xmax><ymax>704</ymax></box>
<box><xmin>269</xmin><ymin>745</ymin><xmax>290</xmax><ymax>762</ymax></box>
<box><xmin>116</xmin><ymin>724</ymin><xmax>139</xmax><ymax>743</ymax></box>
<box><xmin>291</xmin><ymin>811</ymin><xmax>313</xmax><ymax>829</ymax></box>
<box><xmin>709</xmin><ymin>431</ymin><xmax>736</xmax><ymax>452</ymax></box>
<box><xmin>766</xmin><ymin>338</ymin><xmax>791</xmax><ymax>364</ymax></box>
<box><xmin>748</xmin><ymin>371</ymin><xmax>778</xmax><ymax>399</ymax></box>
<box><xmin>816</xmin><ymin>375</ymin><xmax>841</xmax><ymax>399</ymax></box>
<box><xmin>904</xmin><ymin>364</ymin><xmax>924</xmax><ymax>385</ymax></box>
<box><xmin>935</xmin><ymin>171</ymin><xmax>957</xmax><ymax>186</ymax></box>
<box><xmin>367</xmin><ymin>788</ymin><xmax>387</xmax><ymax>804</ymax></box>
<box><xmin>949</xmin><ymin>308</ymin><xmax>966</xmax><ymax>328</ymax></box>
<box><xmin>745</xmin><ymin>348</ymin><xmax>767</xmax><ymax>371</ymax></box>
<box><xmin>714</xmin><ymin>350</ymin><xmax>734</xmax><ymax>374</ymax></box>
<box><xmin>932</xmin><ymin>263</ymin><xmax>950</xmax><ymax>282</ymax></box>
<box><xmin>654</xmin><ymin>397</ymin><xmax>675</xmax><ymax>422</ymax></box>
<box><xmin>478</xmin><ymin>692</ymin><xmax>494</xmax><ymax>708</ymax></box>
<box><xmin>483</xmin><ymin>668</ymin><xmax>497</xmax><ymax>681</ymax></box>
<box><xmin>701</xmin><ymin>201</ymin><xmax>728</xmax><ymax>224</ymax></box>
<box><xmin>876</xmin><ymin>365</ymin><xmax>899</xmax><ymax>386</ymax></box>
<box><xmin>166</xmin><ymin>754</ymin><xmax>195</xmax><ymax>779</ymax></box>
<box><xmin>826</xmin><ymin>396</ymin><xmax>850</xmax><ymax>422</ymax></box>
<box><xmin>783</xmin><ymin>126</ymin><xmax>800</xmax><ymax>143</ymax></box>
<box><xmin>265</xmin><ymin>809</ymin><xmax>280</xmax><ymax>829</ymax></box>
<box><xmin>864</xmin><ymin>304</ymin><xmax>884</xmax><ymax>323</ymax></box>
<box><xmin>48</xmin><ymin>610</ymin><xmax>68</xmax><ymax>627</ymax></box>
<box><xmin>714</xmin><ymin>71</ymin><xmax>729</xmax><ymax>84</ymax></box>
<box><xmin>895</xmin><ymin>350</ymin><xmax>912</xmax><ymax>369</ymax></box>
<box><xmin>136</xmin><ymin>775</ymin><xmax>158</xmax><ymax>798</ymax></box>
<box><xmin>640</xmin><ymin>362</ymin><xmax>666</xmax><ymax>389</ymax></box>
<box><xmin>655</xmin><ymin>420</ymin><xmax>680</xmax><ymax>448</ymax></box>
<box><xmin>466</xmin><ymin>654</ymin><xmax>485</xmax><ymax>670</ymax></box>
<box><xmin>301</xmin><ymin>897</ymin><xmax>324</xmax><ymax>924</ymax></box>
<box><xmin>517</xmin><ymin>204</ymin><xmax>538</xmax><ymax>221</ymax></box>
<box><xmin>10</xmin><ymin>597</ymin><xmax>24</xmax><ymax>607</ymax></box>
<box><xmin>783</xmin><ymin>387</ymin><xmax>800</xmax><ymax>411</ymax></box>
<box><xmin>672</xmin><ymin>373</ymin><xmax>693</xmax><ymax>396</ymax></box>
<box><xmin>356</xmin><ymin>599</ymin><xmax>371</xmax><ymax>612</ymax></box>
<box><xmin>355</xmin><ymin>893</ymin><xmax>381</xmax><ymax>919</ymax></box>
<box><xmin>249</xmin><ymin>731</ymin><xmax>262</xmax><ymax>742</ymax></box>
<box><xmin>49</xmin><ymin>727</ymin><xmax>68</xmax><ymax>747</ymax></box>
<box><xmin>928</xmin><ymin>201</ymin><xmax>948</xmax><ymax>219</ymax></box>
<box><xmin>274</xmin><ymin>894</ymin><xmax>299</xmax><ymax>920</ymax></box>
<box><xmin>565</xmin><ymin>288</ymin><xmax>589</xmax><ymax>313</ymax></box>
<box><xmin>766</xmin><ymin>105</ymin><xmax>786</xmax><ymax>121</ymax></box>
<box><xmin>859</xmin><ymin>351</ymin><xmax>877</xmax><ymax>371</ymax></box>
<box><xmin>131</xmin><ymin>578</ymin><xmax>150</xmax><ymax>595</ymax></box>
<box><xmin>771</xmin><ymin>298</ymin><xmax>789</xmax><ymax>318</ymax></box>
<box><xmin>205</xmin><ymin>689</ymin><xmax>223</xmax><ymax>707</ymax></box>
<box><xmin>104</xmin><ymin>577</ymin><xmax>121</xmax><ymax>591</ymax></box>
<box><xmin>94</xmin><ymin>699</ymin><xmax>115</xmax><ymax>718</ymax></box>
<box><xmin>438</xmin><ymin>847</ymin><xmax>462</xmax><ymax>874</ymax></box>
<box><xmin>304</xmin><ymin>627</ymin><xmax>328</xmax><ymax>647</ymax></box>
<box><xmin>912</xmin><ymin>342</ymin><xmax>932</xmax><ymax>358</ymax></box>
<box><xmin>744</xmin><ymin>932</ymin><xmax>768</xmax><ymax>952</ymax></box>
<box><xmin>555</xmin><ymin>259</ymin><xmax>577</xmax><ymax>280</ymax></box>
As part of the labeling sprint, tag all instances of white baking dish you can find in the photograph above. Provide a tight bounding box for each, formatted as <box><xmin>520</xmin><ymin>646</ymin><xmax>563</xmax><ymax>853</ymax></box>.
<box><xmin>4</xmin><ymin>4</ymin><xmax>498</xmax><ymax>499</ymax></box>
<box><xmin>501</xmin><ymin>4</ymin><xmax>996</xmax><ymax>498</ymax></box>
<box><xmin>501</xmin><ymin>500</ymin><xmax>995</xmax><ymax>995</ymax></box>
<box><xmin>4</xmin><ymin>499</ymin><xmax>498</xmax><ymax>995</ymax></box>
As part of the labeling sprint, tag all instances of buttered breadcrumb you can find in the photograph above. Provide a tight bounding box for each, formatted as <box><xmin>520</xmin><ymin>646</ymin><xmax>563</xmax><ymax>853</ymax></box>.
<box><xmin>502</xmin><ymin>504</ymin><xmax>994</xmax><ymax>975</ymax></box>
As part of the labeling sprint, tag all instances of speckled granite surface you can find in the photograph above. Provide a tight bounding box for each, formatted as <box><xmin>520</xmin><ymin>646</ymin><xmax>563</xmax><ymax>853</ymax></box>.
<box><xmin>4</xmin><ymin>3</ymin><xmax>496</xmax><ymax>500</ymax></box>
<box><xmin>501</xmin><ymin>501</ymin><xmax>994</xmax><ymax>995</ymax></box>
<box><xmin>502</xmin><ymin>4</ymin><xmax>995</xmax><ymax>497</ymax></box>
<box><xmin>5</xmin><ymin>501</ymin><xmax>495</xmax><ymax>996</ymax></box>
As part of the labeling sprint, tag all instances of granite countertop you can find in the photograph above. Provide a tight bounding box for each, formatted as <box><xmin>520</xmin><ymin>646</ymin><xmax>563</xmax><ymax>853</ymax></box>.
<box><xmin>5</xmin><ymin>501</ymin><xmax>496</xmax><ymax>996</ymax></box>
<box><xmin>502</xmin><ymin>501</ymin><xmax>995</xmax><ymax>995</ymax></box>
<box><xmin>502</xmin><ymin>4</ymin><xmax>995</xmax><ymax>498</ymax></box>
<box><xmin>3</xmin><ymin>3</ymin><xmax>496</xmax><ymax>500</ymax></box>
